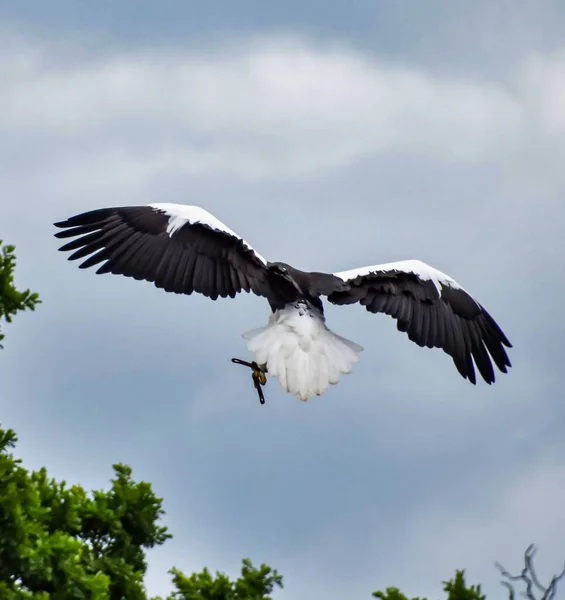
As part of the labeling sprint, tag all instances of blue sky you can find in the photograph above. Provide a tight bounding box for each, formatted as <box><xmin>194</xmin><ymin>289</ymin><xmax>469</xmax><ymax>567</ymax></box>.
<box><xmin>1</xmin><ymin>1</ymin><xmax>564</xmax><ymax>599</ymax></box>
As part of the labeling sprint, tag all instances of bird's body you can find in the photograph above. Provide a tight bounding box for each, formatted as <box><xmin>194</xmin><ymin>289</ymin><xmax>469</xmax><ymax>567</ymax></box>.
<box><xmin>54</xmin><ymin>203</ymin><xmax>512</xmax><ymax>401</ymax></box>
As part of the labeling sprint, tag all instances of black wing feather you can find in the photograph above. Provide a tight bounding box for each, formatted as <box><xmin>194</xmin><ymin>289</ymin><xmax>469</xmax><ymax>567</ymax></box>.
<box><xmin>54</xmin><ymin>205</ymin><xmax>296</xmax><ymax>307</ymax></box>
<box><xmin>328</xmin><ymin>266</ymin><xmax>512</xmax><ymax>385</ymax></box>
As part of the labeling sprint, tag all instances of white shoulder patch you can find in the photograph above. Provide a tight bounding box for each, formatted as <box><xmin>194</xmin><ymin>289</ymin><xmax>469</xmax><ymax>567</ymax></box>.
<box><xmin>148</xmin><ymin>203</ymin><xmax>268</xmax><ymax>265</ymax></box>
<box><xmin>334</xmin><ymin>259</ymin><xmax>464</xmax><ymax>295</ymax></box>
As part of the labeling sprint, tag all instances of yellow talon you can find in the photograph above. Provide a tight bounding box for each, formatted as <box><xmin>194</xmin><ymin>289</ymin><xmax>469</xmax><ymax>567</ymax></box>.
<box><xmin>253</xmin><ymin>370</ymin><xmax>267</xmax><ymax>386</ymax></box>
<box><xmin>231</xmin><ymin>358</ymin><xmax>268</xmax><ymax>403</ymax></box>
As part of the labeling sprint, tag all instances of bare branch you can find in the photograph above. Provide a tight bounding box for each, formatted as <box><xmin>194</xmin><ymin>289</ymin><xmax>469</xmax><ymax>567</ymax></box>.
<box><xmin>500</xmin><ymin>580</ymin><xmax>515</xmax><ymax>600</ymax></box>
<box><xmin>524</xmin><ymin>545</ymin><xmax>547</xmax><ymax>593</ymax></box>
<box><xmin>495</xmin><ymin>545</ymin><xmax>565</xmax><ymax>600</ymax></box>
<box><xmin>545</xmin><ymin>562</ymin><xmax>565</xmax><ymax>600</ymax></box>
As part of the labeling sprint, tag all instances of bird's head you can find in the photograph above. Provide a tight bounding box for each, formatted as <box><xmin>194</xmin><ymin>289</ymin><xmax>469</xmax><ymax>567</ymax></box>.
<box><xmin>270</xmin><ymin>261</ymin><xmax>292</xmax><ymax>275</ymax></box>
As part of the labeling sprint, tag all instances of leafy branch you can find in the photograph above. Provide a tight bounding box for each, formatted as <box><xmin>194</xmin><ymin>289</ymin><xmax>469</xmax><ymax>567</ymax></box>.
<box><xmin>0</xmin><ymin>240</ymin><xmax>41</xmax><ymax>348</ymax></box>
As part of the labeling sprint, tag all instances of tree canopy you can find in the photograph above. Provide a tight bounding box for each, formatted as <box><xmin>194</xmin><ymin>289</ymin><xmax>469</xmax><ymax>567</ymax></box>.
<box><xmin>0</xmin><ymin>425</ymin><xmax>169</xmax><ymax>599</ymax></box>
<box><xmin>0</xmin><ymin>424</ymin><xmax>283</xmax><ymax>600</ymax></box>
<box><xmin>373</xmin><ymin>570</ymin><xmax>486</xmax><ymax>600</ymax></box>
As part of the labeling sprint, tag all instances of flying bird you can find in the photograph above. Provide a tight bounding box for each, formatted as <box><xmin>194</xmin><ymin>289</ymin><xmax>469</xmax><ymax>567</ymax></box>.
<box><xmin>54</xmin><ymin>203</ymin><xmax>512</xmax><ymax>401</ymax></box>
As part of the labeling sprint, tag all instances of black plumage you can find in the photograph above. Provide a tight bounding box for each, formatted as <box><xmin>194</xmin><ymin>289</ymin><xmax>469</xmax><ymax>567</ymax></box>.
<box><xmin>54</xmin><ymin>205</ymin><xmax>297</xmax><ymax>309</ymax></box>
<box><xmin>328</xmin><ymin>267</ymin><xmax>512</xmax><ymax>384</ymax></box>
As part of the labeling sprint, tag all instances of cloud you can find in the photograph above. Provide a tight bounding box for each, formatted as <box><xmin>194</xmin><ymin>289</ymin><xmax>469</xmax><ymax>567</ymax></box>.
<box><xmin>259</xmin><ymin>448</ymin><xmax>565</xmax><ymax>600</ymax></box>
<box><xmin>0</xmin><ymin>33</ymin><xmax>528</xmax><ymax>183</ymax></box>
<box><xmin>389</xmin><ymin>449</ymin><xmax>565</xmax><ymax>600</ymax></box>
<box><xmin>520</xmin><ymin>50</ymin><xmax>565</xmax><ymax>136</ymax></box>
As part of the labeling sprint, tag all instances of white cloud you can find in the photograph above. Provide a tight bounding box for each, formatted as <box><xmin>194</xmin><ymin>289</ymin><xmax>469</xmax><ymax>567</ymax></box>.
<box><xmin>520</xmin><ymin>51</ymin><xmax>565</xmax><ymax>136</ymax></box>
<box><xmin>390</xmin><ymin>450</ymin><xmax>565</xmax><ymax>599</ymax></box>
<box><xmin>276</xmin><ymin>450</ymin><xmax>565</xmax><ymax>600</ymax></box>
<box><xmin>0</xmin><ymin>34</ymin><xmax>528</xmax><ymax>182</ymax></box>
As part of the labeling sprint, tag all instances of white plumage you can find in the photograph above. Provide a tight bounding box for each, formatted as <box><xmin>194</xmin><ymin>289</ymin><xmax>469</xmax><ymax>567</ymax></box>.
<box><xmin>148</xmin><ymin>202</ymin><xmax>268</xmax><ymax>264</ymax></box>
<box><xmin>334</xmin><ymin>259</ymin><xmax>466</xmax><ymax>296</ymax></box>
<box><xmin>243</xmin><ymin>301</ymin><xmax>363</xmax><ymax>400</ymax></box>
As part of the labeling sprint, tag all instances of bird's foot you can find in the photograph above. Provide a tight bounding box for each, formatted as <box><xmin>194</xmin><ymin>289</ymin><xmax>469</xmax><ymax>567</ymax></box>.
<box><xmin>231</xmin><ymin>358</ymin><xmax>268</xmax><ymax>404</ymax></box>
<box><xmin>253</xmin><ymin>369</ymin><xmax>267</xmax><ymax>386</ymax></box>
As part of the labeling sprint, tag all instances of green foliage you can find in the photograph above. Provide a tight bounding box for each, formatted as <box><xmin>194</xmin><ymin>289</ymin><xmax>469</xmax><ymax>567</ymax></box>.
<box><xmin>442</xmin><ymin>571</ymin><xmax>485</xmax><ymax>600</ymax></box>
<box><xmin>372</xmin><ymin>587</ymin><xmax>424</xmax><ymax>600</ymax></box>
<box><xmin>372</xmin><ymin>570</ymin><xmax>485</xmax><ymax>600</ymax></box>
<box><xmin>0</xmin><ymin>425</ymin><xmax>170</xmax><ymax>599</ymax></box>
<box><xmin>159</xmin><ymin>559</ymin><xmax>283</xmax><ymax>600</ymax></box>
<box><xmin>0</xmin><ymin>424</ymin><xmax>284</xmax><ymax>600</ymax></box>
<box><xmin>0</xmin><ymin>241</ymin><xmax>41</xmax><ymax>349</ymax></box>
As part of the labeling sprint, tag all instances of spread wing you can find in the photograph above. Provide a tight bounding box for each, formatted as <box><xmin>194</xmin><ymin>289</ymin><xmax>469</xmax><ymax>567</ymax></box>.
<box><xmin>54</xmin><ymin>203</ymin><xmax>294</xmax><ymax>305</ymax></box>
<box><xmin>328</xmin><ymin>259</ymin><xmax>512</xmax><ymax>384</ymax></box>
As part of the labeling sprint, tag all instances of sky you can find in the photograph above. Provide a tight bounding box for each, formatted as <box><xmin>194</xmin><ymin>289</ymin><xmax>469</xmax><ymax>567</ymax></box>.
<box><xmin>1</xmin><ymin>1</ymin><xmax>565</xmax><ymax>598</ymax></box>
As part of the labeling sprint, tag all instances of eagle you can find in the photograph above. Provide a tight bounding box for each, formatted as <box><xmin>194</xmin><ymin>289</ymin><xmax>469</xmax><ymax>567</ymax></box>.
<box><xmin>54</xmin><ymin>203</ymin><xmax>512</xmax><ymax>401</ymax></box>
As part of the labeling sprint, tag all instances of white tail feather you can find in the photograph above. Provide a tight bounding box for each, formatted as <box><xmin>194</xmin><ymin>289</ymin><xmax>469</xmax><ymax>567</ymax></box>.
<box><xmin>242</xmin><ymin>302</ymin><xmax>363</xmax><ymax>401</ymax></box>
